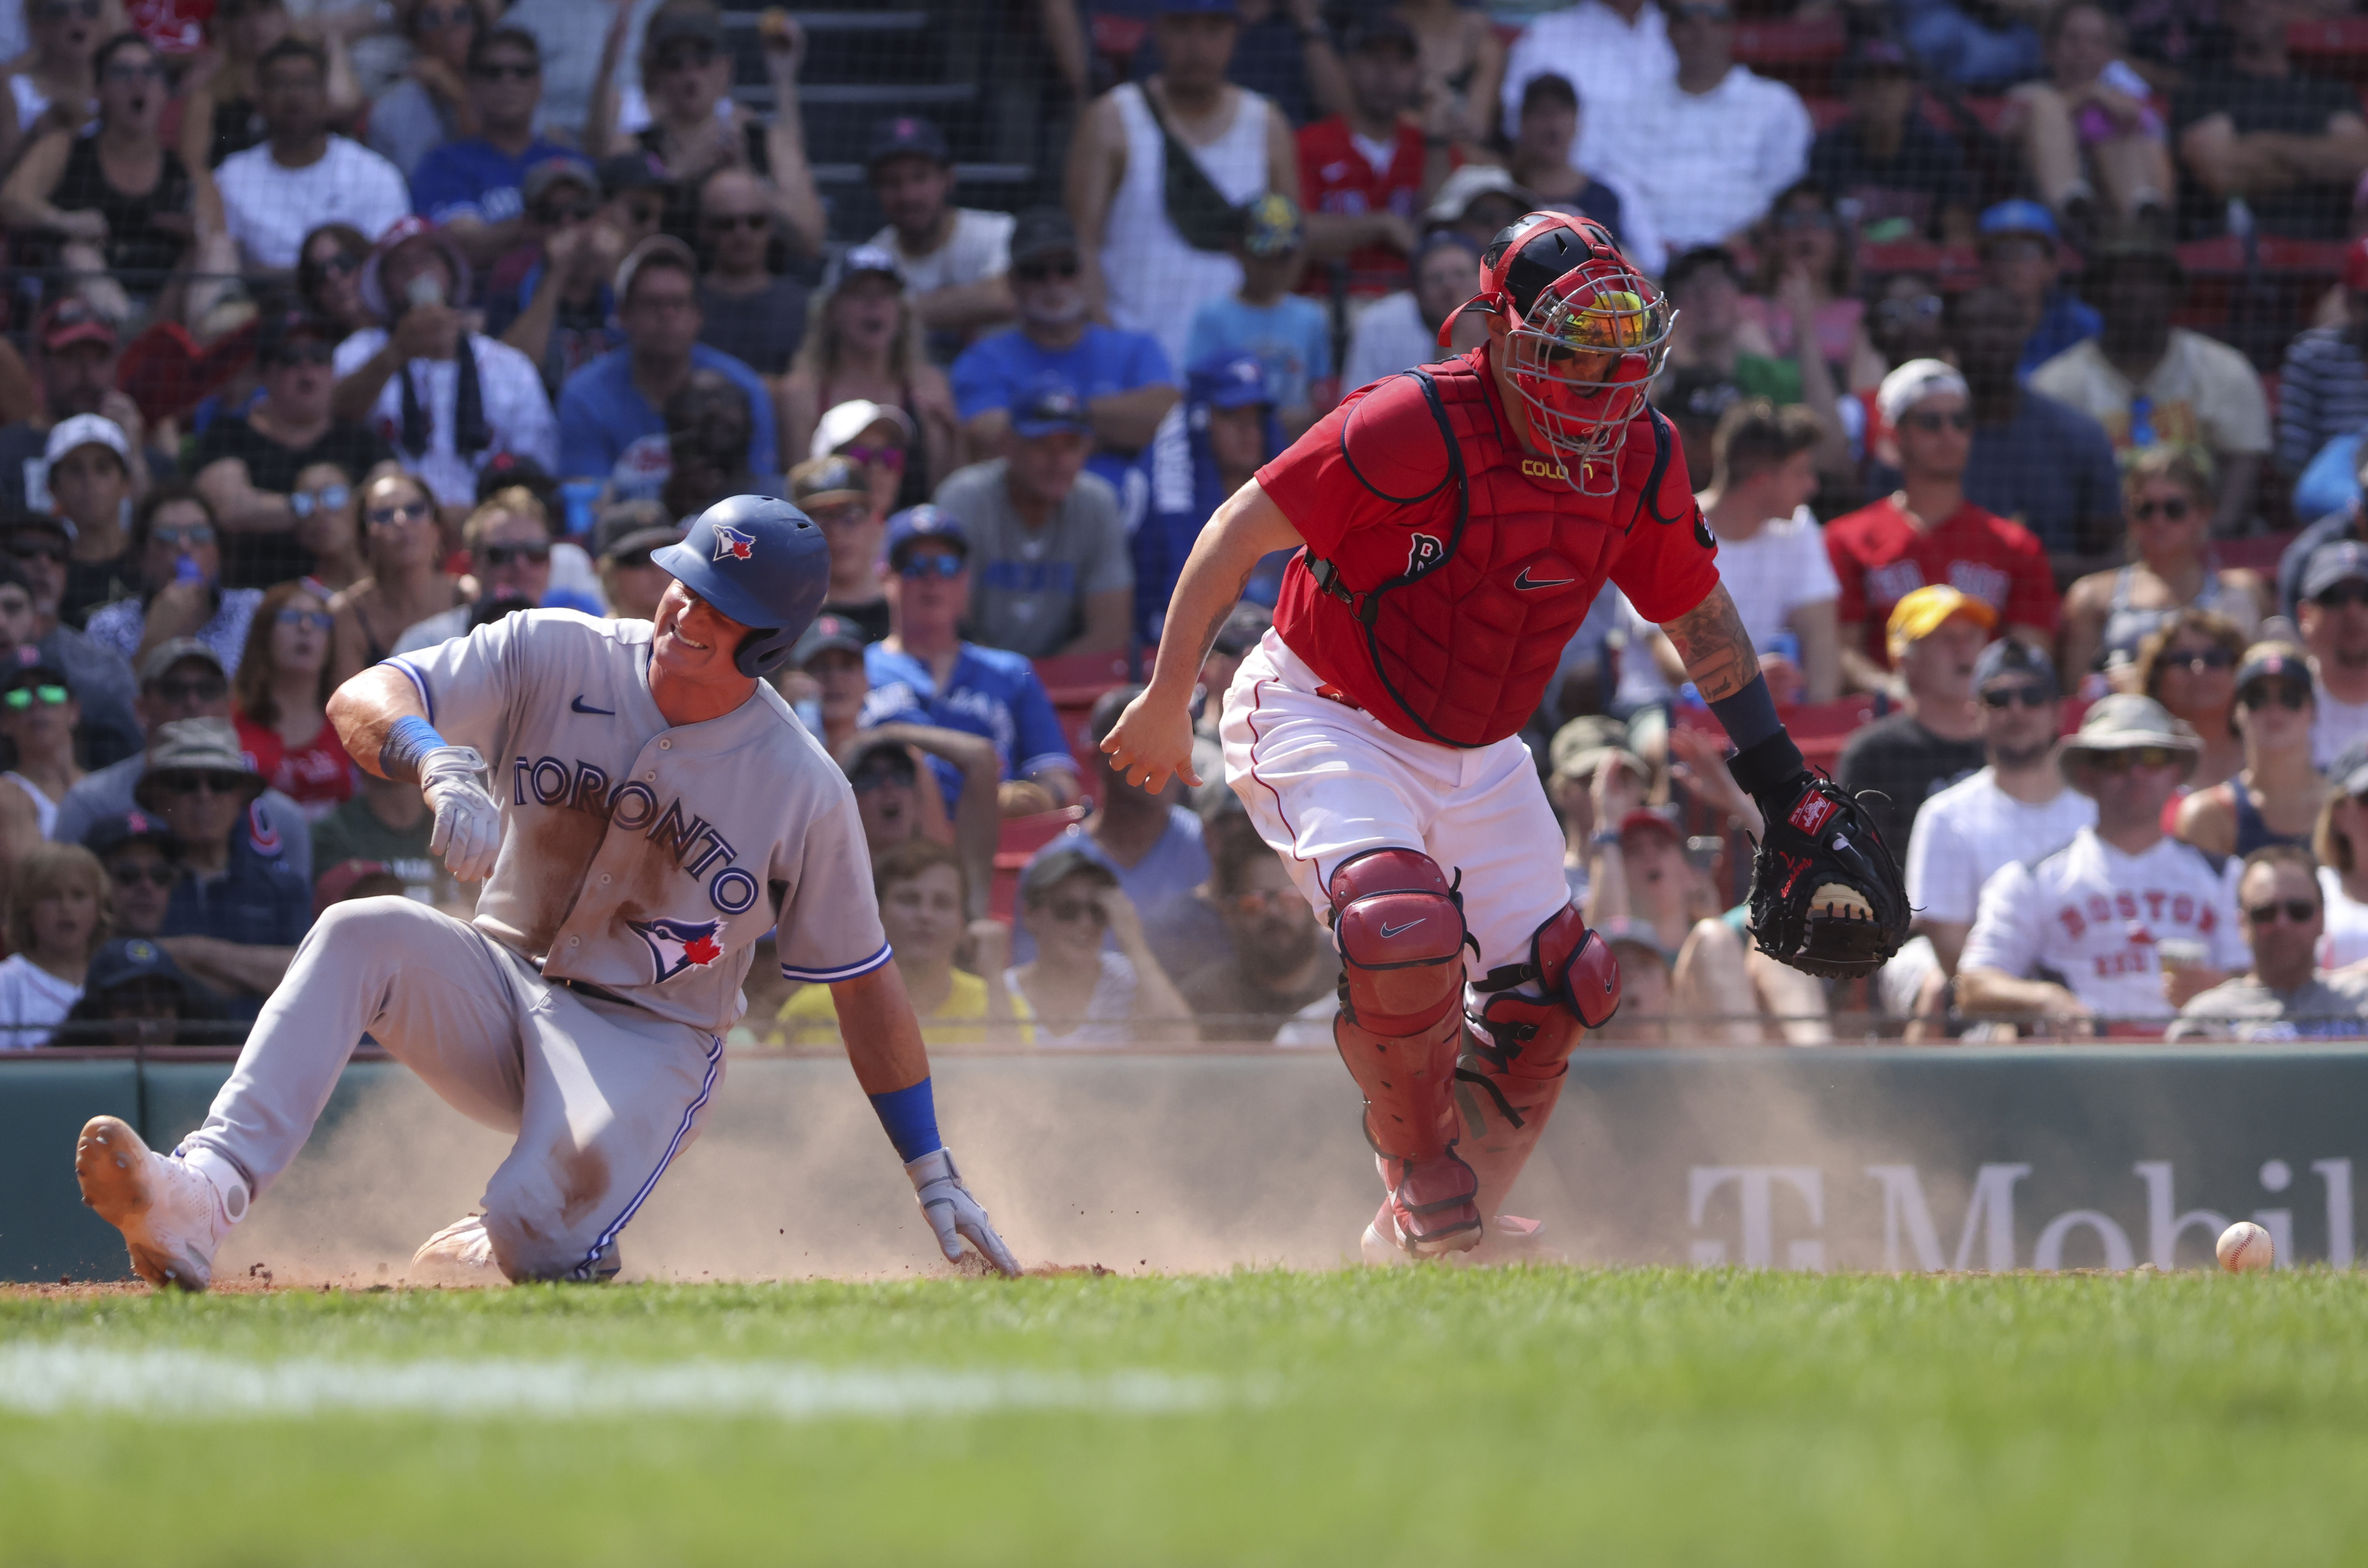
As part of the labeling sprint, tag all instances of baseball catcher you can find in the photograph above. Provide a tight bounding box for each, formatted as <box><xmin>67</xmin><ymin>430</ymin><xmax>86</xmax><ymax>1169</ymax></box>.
<box><xmin>1103</xmin><ymin>213</ymin><xmax>1905</xmax><ymax>1261</ymax></box>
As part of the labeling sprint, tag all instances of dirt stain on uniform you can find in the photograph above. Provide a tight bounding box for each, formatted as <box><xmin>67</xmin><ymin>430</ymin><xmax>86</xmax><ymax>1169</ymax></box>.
<box><xmin>557</xmin><ymin>1144</ymin><xmax>610</xmax><ymax>1226</ymax></box>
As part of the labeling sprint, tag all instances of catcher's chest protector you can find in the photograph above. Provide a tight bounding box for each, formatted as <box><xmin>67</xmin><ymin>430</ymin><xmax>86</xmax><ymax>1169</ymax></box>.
<box><xmin>1297</xmin><ymin>361</ymin><xmax>1677</xmax><ymax>748</ymax></box>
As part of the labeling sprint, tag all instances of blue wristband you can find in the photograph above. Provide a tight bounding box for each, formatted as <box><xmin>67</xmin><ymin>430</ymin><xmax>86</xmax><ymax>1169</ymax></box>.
<box><xmin>868</xmin><ymin>1077</ymin><xmax>943</xmax><ymax>1163</ymax></box>
<box><xmin>379</xmin><ymin>714</ymin><xmax>450</xmax><ymax>783</ymax></box>
<box><xmin>1705</xmin><ymin>671</ymin><xmax>1784</xmax><ymax>754</ymax></box>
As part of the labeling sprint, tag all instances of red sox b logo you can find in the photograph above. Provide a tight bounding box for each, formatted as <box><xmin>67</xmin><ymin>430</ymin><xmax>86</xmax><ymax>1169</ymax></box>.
<box><xmin>1406</xmin><ymin>533</ymin><xmax>1444</xmax><ymax>574</ymax></box>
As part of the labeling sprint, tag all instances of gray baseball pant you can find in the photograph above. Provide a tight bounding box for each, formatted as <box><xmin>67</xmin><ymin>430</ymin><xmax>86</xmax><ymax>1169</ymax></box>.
<box><xmin>182</xmin><ymin>896</ymin><xmax>725</xmax><ymax>1282</ymax></box>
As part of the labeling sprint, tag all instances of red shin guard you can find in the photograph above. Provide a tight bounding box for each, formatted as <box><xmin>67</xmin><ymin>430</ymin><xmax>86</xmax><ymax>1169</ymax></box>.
<box><xmin>1457</xmin><ymin>905</ymin><xmax>1621</xmax><ymax>1220</ymax></box>
<box><xmin>1329</xmin><ymin>849</ymin><xmax>1482</xmax><ymax>1255</ymax></box>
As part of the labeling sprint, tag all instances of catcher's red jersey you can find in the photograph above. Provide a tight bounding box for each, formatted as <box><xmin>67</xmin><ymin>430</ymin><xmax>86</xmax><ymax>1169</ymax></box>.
<box><xmin>1256</xmin><ymin>349</ymin><xmax>1722</xmax><ymax>748</ymax></box>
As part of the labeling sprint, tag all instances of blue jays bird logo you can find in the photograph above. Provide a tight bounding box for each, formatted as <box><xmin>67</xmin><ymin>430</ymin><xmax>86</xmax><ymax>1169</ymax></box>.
<box><xmin>628</xmin><ymin>916</ymin><xmax>727</xmax><ymax>983</ymax></box>
<box><xmin>712</xmin><ymin>524</ymin><xmax>755</xmax><ymax>562</ymax></box>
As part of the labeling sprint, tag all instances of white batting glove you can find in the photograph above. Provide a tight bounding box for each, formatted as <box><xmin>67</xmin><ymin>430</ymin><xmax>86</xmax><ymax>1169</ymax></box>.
<box><xmin>905</xmin><ymin>1147</ymin><xmax>1020</xmax><ymax>1276</ymax></box>
<box><xmin>419</xmin><ymin>745</ymin><xmax>502</xmax><ymax>882</ymax></box>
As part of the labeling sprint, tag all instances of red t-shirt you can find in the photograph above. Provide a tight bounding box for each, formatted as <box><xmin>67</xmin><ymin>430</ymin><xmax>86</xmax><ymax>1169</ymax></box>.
<box><xmin>237</xmin><ymin>714</ymin><xmax>357</xmax><ymax>821</ymax></box>
<box><xmin>1824</xmin><ymin>496</ymin><xmax>2061</xmax><ymax>666</ymax></box>
<box><xmin>1257</xmin><ymin>350</ymin><xmax>1722</xmax><ymax>742</ymax></box>
<box><xmin>1296</xmin><ymin>117</ymin><xmax>1427</xmax><ymax>299</ymax></box>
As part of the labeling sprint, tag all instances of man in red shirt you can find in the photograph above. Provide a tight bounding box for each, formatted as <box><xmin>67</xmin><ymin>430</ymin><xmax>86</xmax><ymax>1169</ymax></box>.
<box><xmin>1298</xmin><ymin>14</ymin><xmax>1432</xmax><ymax>300</ymax></box>
<box><xmin>1827</xmin><ymin>357</ymin><xmax>2059</xmax><ymax>691</ymax></box>
<box><xmin>1103</xmin><ymin>214</ymin><xmax>1873</xmax><ymax>1262</ymax></box>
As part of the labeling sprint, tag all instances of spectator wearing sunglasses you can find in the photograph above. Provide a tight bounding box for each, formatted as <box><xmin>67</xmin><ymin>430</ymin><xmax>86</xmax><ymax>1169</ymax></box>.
<box><xmin>932</xmin><ymin>375</ymin><xmax>1132</xmax><ymax>661</ymax></box>
<box><xmin>134</xmin><ymin>717</ymin><xmax>310</xmax><ymax>1013</ymax></box>
<box><xmin>286</xmin><ymin>460</ymin><xmax>368</xmax><ymax>597</ymax></box>
<box><xmin>1006</xmin><ymin>846</ymin><xmax>1193</xmax><ymax>1049</ymax></box>
<box><xmin>2301</xmin><ymin>541</ymin><xmax>2368</xmax><ymax>772</ymax></box>
<box><xmin>588</xmin><ymin>499</ymin><xmax>682</xmax><ymax>624</ymax></box>
<box><xmin>52</xmin><ymin>640</ymin><xmax>315</xmax><ymax>895</ymax></box>
<box><xmin>2175</xmin><ymin>644</ymin><xmax>2323</xmax><ymax>860</ymax></box>
<box><xmin>790</xmin><ymin>456</ymin><xmax>888</xmax><ymax>643</ymax></box>
<box><xmin>0</xmin><ymin>661</ymin><xmax>83</xmax><ymax>867</ymax></box>
<box><xmin>2134</xmin><ymin>607</ymin><xmax>2248</xmax><ymax>791</ymax></box>
<box><xmin>2061</xmin><ymin>449</ymin><xmax>2265</xmax><ymax>687</ymax></box>
<box><xmin>1826</xmin><ymin>359</ymin><xmax>2059</xmax><ymax>693</ymax></box>
<box><xmin>84</xmin><ymin>808</ymin><xmax>182</xmax><ymax>941</ymax></box>
<box><xmin>859</xmin><ymin>506</ymin><xmax>1081</xmax><ymax>818</ymax></box>
<box><xmin>693</xmin><ymin>168</ymin><xmax>810</xmax><ymax>378</ymax></box>
<box><xmin>2170</xmin><ymin>844</ymin><xmax>2368</xmax><ymax>1041</ymax></box>
<box><xmin>864</xmin><ymin>115</ymin><xmax>1015</xmax><ymax>364</ymax></box>
<box><xmin>408</xmin><ymin>27</ymin><xmax>576</xmax><ymax>270</ymax></box>
<box><xmin>555</xmin><ymin>234</ymin><xmax>776</xmax><ymax>504</ymax></box>
<box><xmin>1959</xmin><ymin>694</ymin><xmax>2243</xmax><ymax>1032</ymax></box>
<box><xmin>1834</xmin><ymin>586</ymin><xmax>1995</xmax><ymax>860</ymax></box>
<box><xmin>0</xmin><ymin>534</ymin><xmax>140</xmax><ymax>769</ymax></box>
<box><xmin>1903</xmin><ymin>640</ymin><xmax>2096</xmax><ymax>988</ymax></box>
<box><xmin>85</xmin><ymin>487</ymin><xmax>264</xmax><ymax>680</ymax></box>
<box><xmin>950</xmin><ymin>207</ymin><xmax>1180</xmax><ymax>498</ymax></box>
<box><xmin>192</xmin><ymin>310</ymin><xmax>395</xmax><ymax>592</ymax></box>
<box><xmin>483</xmin><ymin>157</ymin><xmax>626</xmax><ymax>402</ymax></box>
<box><xmin>295</xmin><ymin>222</ymin><xmax>377</xmax><ymax>339</ymax></box>
<box><xmin>390</xmin><ymin>487</ymin><xmax>554</xmax><ymax>654</ymax></box>
<box><xmin>2311</xmin><ymin>741</ymin><xmax>2368</xmax><ymax>967</ymax></box>
<box><xmin>231</xmin><ymin>582</ymin><xmax>353</xmax><ymax>823</ymax></box>
<box><xmin>366</xmin><ymin>0</ymin><xmax>484</xmax><ymax>182</ymax></box>
<box><xmin>0</xmin><ymin>841</ymin><xmax>108</xmax><ymax>1049</ymax></box>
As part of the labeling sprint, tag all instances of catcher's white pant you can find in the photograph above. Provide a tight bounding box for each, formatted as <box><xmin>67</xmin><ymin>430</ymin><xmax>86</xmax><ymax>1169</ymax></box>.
<box><xmin>1220</xmin><ymin>630</ymin><xmax>1571</xmax><ymax>973</ymax></box>
<box><xmin>182</xmin><ymin>897</ymin><xmax>724</xmax><ymax>1281</ymax></box>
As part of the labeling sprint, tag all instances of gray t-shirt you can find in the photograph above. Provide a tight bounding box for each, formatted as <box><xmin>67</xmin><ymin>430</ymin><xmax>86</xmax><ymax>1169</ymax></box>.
<box><xmin>931</xmin><ymin>458</ymin><xmax>1132</xmax><ymax>659</ymax></box>
<box><xmin>365</xmin><ymin>79</ymin><xmax>460</xmax><ymax>182</ymax></box>
<box><xmin>696</xmin><ymin>276</ymin><xmax>811</xmax><ymax>378</ymax></box>
<box><xmin>2166</xmin><ymin>974</ymin><xmax>2368</xmax><ymax>1041</ymax></box>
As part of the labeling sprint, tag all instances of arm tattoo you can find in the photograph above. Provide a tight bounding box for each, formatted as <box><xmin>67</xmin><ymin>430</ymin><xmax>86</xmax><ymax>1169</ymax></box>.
<box><xmin>1186</xmin><ymin>562</ymin><xmax>1257</xmax><ymax>672</ymax></box>
<box><xmin>1660</xmin><ymin>586</ymin><xmax>1759</xmax><ymax>704</ymax></box>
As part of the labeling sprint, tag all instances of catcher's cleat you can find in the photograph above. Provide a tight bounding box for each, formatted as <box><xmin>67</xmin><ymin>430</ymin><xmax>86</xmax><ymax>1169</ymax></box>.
<box><xmin>1361</xmin><ymin>1151</ymin><xmax>1484</xmax><ymax>1263</ymax></box>
<box><xmin>74</xmin><ymin>1116</ymin><xmax>246</xmax><ymax>1291</ymax></box>
<box><xmin>410</xmin><ymin>1214</ymin><xmax>506</xmax><ymax>1285</ymax></box>
<box><xmin>1728</xmin><ymin>734</ymin><xmax>1910</xmax><ymax>980</ymax></box>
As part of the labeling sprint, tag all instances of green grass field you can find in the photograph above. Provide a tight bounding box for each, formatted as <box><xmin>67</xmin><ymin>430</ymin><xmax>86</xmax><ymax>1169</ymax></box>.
<box><xmin>4</xmin><ymin>1267</ymin><xmax>2367</xmax><ymax>1565</ymax></box>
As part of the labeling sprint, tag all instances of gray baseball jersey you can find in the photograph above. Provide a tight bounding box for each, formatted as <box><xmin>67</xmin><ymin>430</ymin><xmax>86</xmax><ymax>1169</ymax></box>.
<box><xmin>387</xmin><ymin>609</ymin><xmax>889</xmax><ymax>1032</ymax></box>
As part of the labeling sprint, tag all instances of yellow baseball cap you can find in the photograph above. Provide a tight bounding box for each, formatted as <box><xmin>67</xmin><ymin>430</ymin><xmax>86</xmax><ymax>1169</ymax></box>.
<box><xmin>1886</xmin><ymin>584</ymin><xmax>1997</xmax><ymax>661</ymax></box>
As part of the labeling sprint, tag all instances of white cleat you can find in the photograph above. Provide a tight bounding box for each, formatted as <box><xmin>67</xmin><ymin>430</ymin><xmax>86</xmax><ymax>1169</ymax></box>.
<box><xmin>409</xmin><ymin>1215</ymin><xmax>505</xmax><ymax>1285</ymax></box>
<box><xmin>73</xmin><ymin>1116</ymin><xmax>246</xmax><ymax>1291</ymax></box>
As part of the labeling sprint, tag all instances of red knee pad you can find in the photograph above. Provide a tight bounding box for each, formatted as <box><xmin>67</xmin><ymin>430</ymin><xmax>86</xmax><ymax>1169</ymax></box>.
<box><xmin>1328</xmin><ymin>848</ymin><xmax>1473</xmax><ymax>1032</ymax></box>
<box><xmin>1468</xmin><ymin>904</ymin><xmax>1622</xmax><ymax>1078</ymax></box>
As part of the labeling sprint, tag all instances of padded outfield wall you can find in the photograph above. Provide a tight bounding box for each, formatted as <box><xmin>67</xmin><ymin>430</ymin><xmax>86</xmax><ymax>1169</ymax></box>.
<box><xmin>3</xmin><ymin>1049</ymin><xmax>2362</xmax><ymax>1282</ymax></box>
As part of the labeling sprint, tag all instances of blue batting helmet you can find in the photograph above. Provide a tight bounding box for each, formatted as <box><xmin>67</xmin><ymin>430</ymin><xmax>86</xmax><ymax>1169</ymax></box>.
<box><xmin>650</xmin><ymin>494</ymin><xmax>831</xmax><ymax>677</ymax></box>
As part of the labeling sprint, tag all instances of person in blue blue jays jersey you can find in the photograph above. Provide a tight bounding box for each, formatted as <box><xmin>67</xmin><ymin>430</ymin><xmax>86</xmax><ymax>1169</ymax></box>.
<box><xmin>71</xmin><ymin>496</ymin><xmax>1019</xmax><ymax>1291</ymax></box>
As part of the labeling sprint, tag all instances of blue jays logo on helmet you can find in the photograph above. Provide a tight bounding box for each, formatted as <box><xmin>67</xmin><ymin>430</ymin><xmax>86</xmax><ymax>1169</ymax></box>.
<box><xmin>713</xmin><ymin>524</ymin><xmax>755</xmax><ymax>562</ymax></box>
<box><xmin>628</xmin><ymin>916</ymin><xmax>727</xmax><ymax>983</ymax></box>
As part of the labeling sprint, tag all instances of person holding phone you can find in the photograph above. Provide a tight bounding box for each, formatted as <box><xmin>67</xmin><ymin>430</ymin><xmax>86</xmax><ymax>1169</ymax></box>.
<box><xmin>83</xmin><ymin>488</ymin><xmax>266</xmax><ymax>679</ymax></box>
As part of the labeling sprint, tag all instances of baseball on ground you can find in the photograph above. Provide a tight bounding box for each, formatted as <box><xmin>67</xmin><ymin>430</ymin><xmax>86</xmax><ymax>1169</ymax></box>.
<box><xmin>2216</xmin><ymin>1220</ymin><xmax>2274</xmax><ymax>1273</ymax></box>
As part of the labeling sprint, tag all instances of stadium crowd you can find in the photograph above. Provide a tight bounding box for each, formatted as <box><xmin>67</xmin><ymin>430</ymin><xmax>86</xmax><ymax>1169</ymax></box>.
<box><xmin>12</xmin><ymin>0</ymin><xmax>2368</xmax><ymax>1047</ymax></box>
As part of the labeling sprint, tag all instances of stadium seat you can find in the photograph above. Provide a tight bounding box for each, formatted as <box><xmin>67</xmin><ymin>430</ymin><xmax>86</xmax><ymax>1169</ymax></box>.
<box><xmin>2288</xmin><ymin>17</ymin><xmax>2368</xmax><ymax>84</ymax></box>
<box><xmin>990</xmin><ymin>806</ymin><xmax>1088</xmax><ymax>921</ymax></box>
<box><xmin>1731</xmin><ymin>13</ymin><xmax>1846</xmax><ymax>94</ymax></box>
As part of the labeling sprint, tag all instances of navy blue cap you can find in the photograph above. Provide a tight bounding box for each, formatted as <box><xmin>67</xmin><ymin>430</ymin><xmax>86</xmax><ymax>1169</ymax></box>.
<box><xmin>1188</xmin><ymin>352</ymin><xmax>1270</xmax><ymax>409</ymax></box>
<box><xmin>2307</xmin><ymin>540</ymin><xmax>2368</xmax><ymax>601</ymax></box>
<box><xmin>1240</xmin><ymin>192</ymin><xmax>1303</xmax><ymax>257</ymax></box>
<box><xmin>882</xmin><ymin>504</ymin><xmax>968</xmax><ymax>567</ymax></box>
<box><xmin>1973</xmin><ymin>637</ymin><xmax>2058</xmax><ymax>698</ymax></box>
<box><xmin>1979</xmin><ymin>199</ymin><xmax>2059</xmax><ymax>244</ymax></box>
<box><xmin>792</xmin><ymin>610</ymin><xmax>869</xmax><ymax>667</ymax></box>
<box><xmin>866</xmin><ymin>114</ymin><xmax>950</xmax><ymax>170</ymax></box>
<box><xmin>1011</xmin><ymin>374</ymin><xmax>1091</xmax><ymax>439</ymax></box>
<box><xmin>84</xmin><ymin>936</ymin><xmax>194</xmax><ymax>996</ymax></box>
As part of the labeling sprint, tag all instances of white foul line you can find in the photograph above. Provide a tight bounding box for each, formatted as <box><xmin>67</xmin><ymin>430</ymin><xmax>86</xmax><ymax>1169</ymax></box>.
<box><xmin>0</xmin><ymin>1342</ymin><xmax>1239</xmax><ymax>1421</ymax></box>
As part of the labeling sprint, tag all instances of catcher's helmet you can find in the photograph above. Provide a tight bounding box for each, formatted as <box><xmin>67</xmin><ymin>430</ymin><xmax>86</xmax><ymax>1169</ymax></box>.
<box><xmin>1439</xmin><ymin>212</ymin><xmax>1674</xmax><ymax>495</ymax></box>
<box><xmin>650</xmin><ymin>494</ymin><xmax>831</xmax><ymax>677</ymax></box>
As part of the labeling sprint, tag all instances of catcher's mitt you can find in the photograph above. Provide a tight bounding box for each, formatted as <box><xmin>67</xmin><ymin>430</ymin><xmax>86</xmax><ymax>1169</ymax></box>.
<box><xmin>1729</xmin><ymin>741</ymin><xmax>1909</xmax><ymax>980</ymax></box>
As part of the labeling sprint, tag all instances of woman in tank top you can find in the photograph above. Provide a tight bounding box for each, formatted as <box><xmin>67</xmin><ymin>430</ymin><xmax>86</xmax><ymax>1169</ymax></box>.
<box><xmin>2311</xmin><ymin>753</ymin><xmax>2368</xmax><ymax>968</ymax></box>
<box><xmin>0</xmin><ymin>662</ymin><xmax>85</xmax><ymax>864</ymax></box>
<box><xmin>2175</xmin><ymin>643</ymin><xmax>2326</xmax><ymax>859</ymax></box>
<box><xmin>1740</xmin><ymin>183</ymin><xmax>1887</xmax><ymax>393</ymax></box>
<box><xmin>0</xmin><ymin>0</ymin><xmax>100</xmax><ymax>173</ymax></box>
<box><xmin>779</xmin><ymin>250</ymin><xmax>957</xmax><ymax>505</ymax></box>
<box><xmin>328</xmin><ymin>471</ymin><xmax>463</xmax><ymax>686</ymax></box>
<box><xmin>2060</xmin><ymin>447</ymin><xmax>2265</xmax><ymax>687</ymax></box>
<box><xmin>0</xmin><ymin>33</ymin><xmax>205</xmax><ymax>318</ymax></box>
<box><xmin>2136</xmin><ymin>607</ymin><xmax>2246</xmax><ymax>792</ymax></box>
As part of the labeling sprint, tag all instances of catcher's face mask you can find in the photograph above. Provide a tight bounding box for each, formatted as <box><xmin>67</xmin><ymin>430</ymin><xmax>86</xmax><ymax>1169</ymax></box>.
<box><xmin>1444</xmin><ymin>214</ymin><xmax>1675</xmax><ymax>496</ymax></box>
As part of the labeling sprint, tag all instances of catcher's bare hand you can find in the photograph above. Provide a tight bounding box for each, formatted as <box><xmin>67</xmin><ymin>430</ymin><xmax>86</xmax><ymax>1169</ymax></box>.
<box><xmin>905</xmin><ymin>1147</ymin><xmax>1020</xmax><ymax>1276</ymax></box>
<box><xmin>1100</xmin><ymin>689</ymin><xmax>1200</xmax><ymax>794</ymax></box>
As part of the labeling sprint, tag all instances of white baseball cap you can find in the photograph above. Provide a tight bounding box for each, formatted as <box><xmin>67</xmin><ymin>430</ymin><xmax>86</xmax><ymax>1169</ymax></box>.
<box><xmin>44</xmin><ymin>412</ymin><xmax>130</xmax><ymax>467</ymax></box>
<box><xmin>810</xmin><ymin>399</ymin><xmax>916</xmax><ymax>463</ymax></box>
<box><xmin>1876</xmin><ymin>358</ymin><xmax>1970</xmax><ymax>428</ymax></box>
